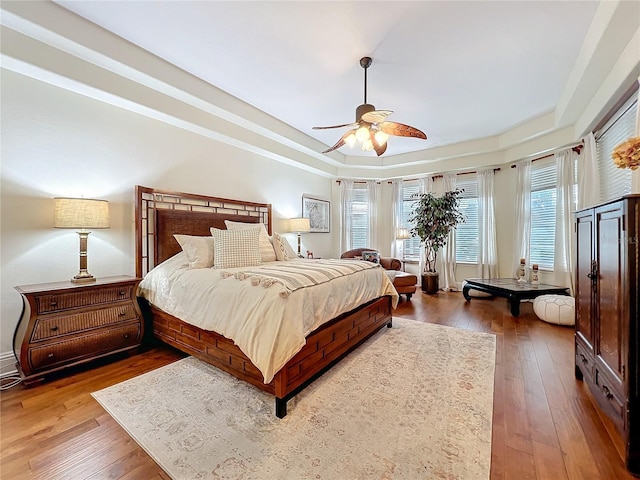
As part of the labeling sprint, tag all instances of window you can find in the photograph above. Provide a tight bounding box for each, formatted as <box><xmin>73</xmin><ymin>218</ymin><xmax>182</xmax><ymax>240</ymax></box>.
<box><xmin>530</xmin><ymin>161</ymin><xmax>557</xmax><ymax>270</ymax></box>
<box><xmin>596</xmin><ymin>94</ymin><xmax>637</xmax><ymax>202</ymax></box>
<box><xmin>349</xmin><ymin>184</ymin><xmax>369</xmax><ymax>249</ymax></box>
<box><xmin>402</xmin><ymin>181</ymin><xmax>421</xmax><ymax>257</ymax></box>
<box><xmin>455</xmin><ymin>177</ymin><xmax>479</xmax><ymax>263</ymax></box>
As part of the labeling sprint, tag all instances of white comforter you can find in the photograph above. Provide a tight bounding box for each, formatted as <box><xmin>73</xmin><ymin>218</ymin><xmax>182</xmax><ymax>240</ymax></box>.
<box><xmin>138</xmin><ymin>253</ymin><xmax>399</xmax><ymax>383</ymax></box>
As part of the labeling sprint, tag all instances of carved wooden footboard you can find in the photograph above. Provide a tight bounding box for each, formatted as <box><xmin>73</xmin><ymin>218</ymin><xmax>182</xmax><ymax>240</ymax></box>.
<box><xmin>135</xmin><ymin>185</ymin><xmax>392</xmax><ymax>417</ymax></box>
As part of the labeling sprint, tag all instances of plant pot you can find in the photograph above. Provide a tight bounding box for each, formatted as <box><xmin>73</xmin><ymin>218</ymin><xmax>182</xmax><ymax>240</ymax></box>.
<box><xmin>421</xmin><ymin>273</ymin><xmax>439</xmax><ymax>294</ymax></box>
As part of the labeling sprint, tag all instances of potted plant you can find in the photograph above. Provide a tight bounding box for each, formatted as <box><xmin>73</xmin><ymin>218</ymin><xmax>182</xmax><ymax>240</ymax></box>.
<box><xmin>409</xmin><ymin>189</ymin><xmax>464</xmax><ymax>294</ymax></box>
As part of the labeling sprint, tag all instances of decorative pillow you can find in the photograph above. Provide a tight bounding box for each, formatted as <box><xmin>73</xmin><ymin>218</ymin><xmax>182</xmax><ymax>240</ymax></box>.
<box><xmin>271</xmin><ymin>232</ymin><xmax>299</xmax><ymax>261</ymax></box>
<box><xmin>210</xmin><ymin>227</ymin><xmax>262</xmax><ymax>269</ymax></box>
<box><xmin>282</xmin><ymin>235</ymin><xmax>299</xmax><ymax>259</ymax></box>
<box><xmin>173</xmin><ymin>234</ymin><xmax>214</xmax><ymax>268</ymax></box>
<box><xmin>224</xmin><ymin>220</ymin><xmax>277</xmax><ymax>262</ymax></box>
<box><xmin>362</xmin><ymin>251</ymin><xmax>380</xmax><ymax>264</ymax></box>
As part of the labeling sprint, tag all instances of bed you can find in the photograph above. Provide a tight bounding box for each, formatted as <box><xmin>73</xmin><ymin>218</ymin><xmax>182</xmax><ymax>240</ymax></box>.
<box><xmin>135</xmin><ymin>185</ymin><xmax>397</xmax><ymax>417</ymax></box>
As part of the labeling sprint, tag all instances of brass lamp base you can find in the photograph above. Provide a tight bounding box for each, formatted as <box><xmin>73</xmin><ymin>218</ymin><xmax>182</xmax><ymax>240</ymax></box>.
<box><xmin>71</xmin><ymin>274</ymin><xmax>96</xmax><ymax>284</ymax></box>
<box><xmin>71</xmin><ymin>231</ymin><xmax>97</xmax><ymax>283</ymax></box>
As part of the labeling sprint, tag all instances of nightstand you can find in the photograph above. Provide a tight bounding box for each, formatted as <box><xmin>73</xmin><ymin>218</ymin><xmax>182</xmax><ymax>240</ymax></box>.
<box><xmin>13</xmin><ymin>275</ymin><xmax>143</xmax><ymax>386</ymax></box>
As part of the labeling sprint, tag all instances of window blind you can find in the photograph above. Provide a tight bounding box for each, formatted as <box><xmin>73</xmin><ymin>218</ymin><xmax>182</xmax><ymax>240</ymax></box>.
<box><xmin>402</xmin><ymin>181</ymin><xmax>421</xmax><ymax>257</ymax></box>
<box><xmin>530</xmin><ymin>161</ymin><xmax>557</xmax><ymax>270</ymax></box>
<box><xmin>596</xmin><ymin>94</ymin><xmax>637</xmax><ymax>202</ymax></box>
<box><xmin>350</xmin><ymin>184</ymin><xmax>369</xmax><ymax>248</ymax></box>
<box><xmin>455</xmin><ymin>177</ymin><xmax>479</xmax><ymax>263</ymax></box>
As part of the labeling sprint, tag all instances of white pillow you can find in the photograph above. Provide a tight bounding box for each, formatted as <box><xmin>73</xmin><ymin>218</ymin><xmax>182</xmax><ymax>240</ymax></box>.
<box><xmin>173</xmin><ymin>234</ymin><xmax>214</xmax><ymax>268</ymax></box>
<box><xmin>224</xmin><ymin>220</ymin><xmax>277</xmax><ymax>262</ymax></box>
<box><xmin>271</xmin><ymin>232</ymin><xmax>290</xmax><ymax>261</ymax></box>
<box><xmin>271</xmin><ymin>232</ymin><xmax>299</xmax><ymax>261</ymax></box>
<box><xmin>283</xmin><ymin>235</ymin><xmax>299</xmax><ymax>259</ymax></box>
<box><xmin>210</xmin><ymin>227</ymin><xmax>262</xmax><ymax>269</ymax></box>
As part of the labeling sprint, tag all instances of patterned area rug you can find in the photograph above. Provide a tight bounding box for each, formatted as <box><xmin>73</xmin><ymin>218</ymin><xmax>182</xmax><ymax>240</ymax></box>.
<box><xmin>92</xmin><ymin>318</ymin><xmax>496</xmax><ymax>479</ymax></box>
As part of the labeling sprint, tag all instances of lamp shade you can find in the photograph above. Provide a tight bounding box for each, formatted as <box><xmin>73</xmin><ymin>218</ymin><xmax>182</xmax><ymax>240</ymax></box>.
<box><xmin>54</xmin><ymin>198</ymin><xmax>110</xmax><ymax>229</ymax></box>
<box><xmin>396</xmin><ymin>227</ymin><xmax>411</xmax><ymax>240</ymax></box>
<box><xmin>290</xmin><ymin>217</ymin><xmax>310</xmax><ymax>234</ymax></box>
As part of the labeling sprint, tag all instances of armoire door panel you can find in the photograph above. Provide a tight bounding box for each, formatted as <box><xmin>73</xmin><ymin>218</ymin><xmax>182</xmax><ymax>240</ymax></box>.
<box><xmin>575</xmin><ymin>211</ymin><xmax>594</xmax><ymax>351</ymax></box>
<box><xmin>596</xmin><ymin>206</ymin><xmax>625</xmax><ymax>382</ymax></box>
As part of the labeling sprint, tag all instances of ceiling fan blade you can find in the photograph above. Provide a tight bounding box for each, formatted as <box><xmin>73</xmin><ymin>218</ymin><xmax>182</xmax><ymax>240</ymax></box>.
<box><xmin>361</xmin><ymin>110</ymin><xmax>393</xmax><ymax>124</ymax></box>
<box><xmin>370</xmin><ymin>129</ymin><xmax>388</xmax><ymax>157</ymax></box>
<box><xmin>379</xmin><ymin>121</ymin><xmax>427</xmax><ymax>140</ymax></box>
<box><xmin>313</xmin><ymin>122</ymin><xmax>359</xmax><ymax>130</ymax></box>
<box><xmin>321</xmin><ymin>129</ymin><xmax>357</xmax><ymax>154</ymax></box>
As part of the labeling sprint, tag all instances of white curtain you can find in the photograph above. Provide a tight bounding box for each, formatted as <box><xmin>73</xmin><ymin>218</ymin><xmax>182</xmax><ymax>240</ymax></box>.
<box><xmin>477</xmin><ymin>169</ymin><xmax>498</xmax><ymax>278</ymax></box>
<box><xmin>366</xmin><ymin>180</ymin><xmax>380</xmax><ymax>249</ymax></box>
<box><xmin>438</xmin><ymin>174</ymin><xmax>458</xmax><ymax>291</ymax></box>
<box><xmin>339</xmin><ymin>180</ymin><xmax>354</xmax><ymax>253</ymax></box>
<box><xmin>512</xmin><ymin>160</ymin><xmax>532</xmax><ymax>277</ymax></box>
<box><xmin>578</xmin><ymin>132</ymin><xmax>601</xmax><ymax>209</ymax></box>
<box><xmin>418</xmin><ymin>177</ymin><xmax>434</xmax><ymax>276</ymax></box>
<box><xmin>390</xmin><ymin>180</ymin><xmax>403</xmax><ymax>259</ymax></box>
<box><xmin>554</xmin><ymin>149</ymin><xmax>577</xmax><ymax>294</ymax></box>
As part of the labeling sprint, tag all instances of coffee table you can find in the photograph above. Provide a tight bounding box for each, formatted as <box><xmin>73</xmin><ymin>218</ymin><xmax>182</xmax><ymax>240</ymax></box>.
<box><xmin>463</xmin><ymin>278</ymin><xmax>569</xmax><ymax>317</ymax></box>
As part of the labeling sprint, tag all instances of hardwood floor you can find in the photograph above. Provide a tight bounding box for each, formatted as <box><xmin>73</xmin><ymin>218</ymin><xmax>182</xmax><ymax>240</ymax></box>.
<box><xmin>1</xmin><ymin>291</ymin><xmax>634</xmax><ymax>479</ymax></box>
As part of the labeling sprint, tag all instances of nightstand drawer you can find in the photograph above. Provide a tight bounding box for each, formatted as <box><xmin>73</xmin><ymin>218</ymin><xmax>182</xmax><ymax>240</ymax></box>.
<box><xmin>31</xmin><ymin>303</ymin><xmax>140</xmax><ymax>341</ymax></box>
<box><xmin>36</xmin><ymin>285</ymin><xmax>134</xmax><ymax>314</ymax></box>
<box><xmin>28</xmin><ymin>323</ymin><xmax>141</xmax><ymax>371</ymax></box>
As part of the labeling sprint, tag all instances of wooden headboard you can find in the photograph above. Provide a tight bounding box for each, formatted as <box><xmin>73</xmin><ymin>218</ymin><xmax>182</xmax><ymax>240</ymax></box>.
<box><xmin>135</xmin><ymin>185</ymin><xmax>272</xmax><ymax>277</ymax></box>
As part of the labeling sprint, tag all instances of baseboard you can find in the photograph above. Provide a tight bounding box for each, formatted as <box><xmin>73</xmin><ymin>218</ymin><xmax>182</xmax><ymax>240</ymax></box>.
<box><xmin>0</xmin><ymin>351</ymin><xmax>18</xmax><ymax>377</ymax></box>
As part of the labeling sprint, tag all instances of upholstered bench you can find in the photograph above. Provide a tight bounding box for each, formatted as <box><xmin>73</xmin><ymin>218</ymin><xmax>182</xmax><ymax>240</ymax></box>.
<box><xmin>533</xmin><ymin>294</ymin><xmax>575</xmax><ymax>326</ymax></box>
<box><xmin>341</xmin><ymin>248</ymin><xmax>416</xmax><ymax>300</ymax></box>
<box><xmin>389</xmin><ymin>271</ymin><xmax>417</xmax><ymax>300</ymax></box>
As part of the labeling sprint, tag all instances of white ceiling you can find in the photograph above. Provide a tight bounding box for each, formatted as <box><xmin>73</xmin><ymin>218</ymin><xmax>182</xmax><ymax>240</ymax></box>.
<box><xmin>53</xmin><ymin>0</ymin><xmax>601</xmax><ymax>160</ymax></box>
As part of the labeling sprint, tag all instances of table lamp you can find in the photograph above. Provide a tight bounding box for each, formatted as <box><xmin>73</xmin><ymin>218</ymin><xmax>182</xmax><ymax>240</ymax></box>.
<box><xmin>289</xmin><ymin>217</ymin><xmax>311</xmax><ymax>257</ymax></box>
<box><xmin>54</xmin><ymin>197</ymin><xmax>110</xmax><ymax>283</ymax></box>
<box><xmin>396</xmin><ymin>227</ymin><xmax>411</xmax><ymax>270</ymax></box>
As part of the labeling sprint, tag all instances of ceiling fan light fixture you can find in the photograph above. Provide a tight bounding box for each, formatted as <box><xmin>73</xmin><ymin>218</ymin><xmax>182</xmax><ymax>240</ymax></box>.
<box><xmin>374</xmin><ymin>130</ymin><xmax>388</xmax><ymax>146</ymax></box>
<box><xmin>312</xmin><ymin>56</ymin><xmax>427</xmax><ymax>157</ymax></box>
<box><xmin>355</xmin><ymin>125</ymin><xmax>370</xmax><ymax>142</ymax></box>
<box><xmin>362</xmin><ymin>138</ymin><xmax>374</xmax><ymax>151</ymax></box>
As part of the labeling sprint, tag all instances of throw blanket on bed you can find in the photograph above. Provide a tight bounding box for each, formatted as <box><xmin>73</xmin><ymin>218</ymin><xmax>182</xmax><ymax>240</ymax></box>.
<box><xmin>221</xmin><ymin>259</ymin><xmax>381</xmax><ymax>297</ymax></box>
<box><xmin>138</xmin><ymin>253</ymin><xmax>398</xmax><ymax>383</ymax></box>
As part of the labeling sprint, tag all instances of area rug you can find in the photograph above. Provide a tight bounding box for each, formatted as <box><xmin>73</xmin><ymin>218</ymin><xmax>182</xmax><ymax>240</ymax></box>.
<box><xmin>92</xmin><ymin>318</ymin><xmax>496</xmax><ymax>480</ymax></box>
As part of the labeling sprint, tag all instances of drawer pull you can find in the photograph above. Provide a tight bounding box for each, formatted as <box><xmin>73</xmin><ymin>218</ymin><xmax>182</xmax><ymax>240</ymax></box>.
<box><xmin>48</xmin><ymin>353</ymin><xmax>54</xmax><ymax>358</ymax></box>
<box><xmin>119</xmin><ymin>311</ymin><xmax>126</xmax><ymax>317</ymax></box>
<box><xmin>50</xmin><ymin>301</ymin><xmax>58</xmax><ymax>307</ymax></box>
<box><xmin>123</xmin><ymin>334</ymin><xmax>130</xmax><ymax>339</ymax></box>
<box><xmin>580</xmin><ymin>353</ymin><xmax>588</xmax><ymax>364</ymax></box>
<box><xmin>119</xmin><ymin>291</ymin><xmax>126</xmax><ymax>296</ymax></box>
<box><xmin>50</xmin><ymin>326</ymin><xmax>59</xmax><ymax>332</ymax></box>
<box><xmin>602</xmin><ymin>385</ymin><xmax>614</xmax><ymax>399</ymax></box>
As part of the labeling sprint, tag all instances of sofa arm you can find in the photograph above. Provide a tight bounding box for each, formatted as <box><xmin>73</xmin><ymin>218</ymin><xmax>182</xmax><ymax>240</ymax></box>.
<box><xmin>380</xmin><ymin>257</ymin><xmax>401</xmax><ymax>271</ymax></box>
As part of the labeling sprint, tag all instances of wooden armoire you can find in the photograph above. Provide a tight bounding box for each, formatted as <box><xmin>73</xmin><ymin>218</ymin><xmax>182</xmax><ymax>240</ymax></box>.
<box><xmin>574</xmin><ymin>194</ymin><xmax>639</xmax><ymax>474</ymax></box>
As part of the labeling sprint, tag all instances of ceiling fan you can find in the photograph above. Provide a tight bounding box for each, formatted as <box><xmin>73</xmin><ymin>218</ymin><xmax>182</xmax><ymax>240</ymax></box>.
<box><xmin>313</xmin><ymin>56</ymin><xmax>427</xmax><ymax>157</ymax></box>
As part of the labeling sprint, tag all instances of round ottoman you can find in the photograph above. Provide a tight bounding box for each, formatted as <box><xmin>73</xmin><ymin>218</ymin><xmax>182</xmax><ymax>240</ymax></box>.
<box><xmin>533</xmin><ymin>295</ymin><xmax>575</xmax><ymax>326</ymax></box>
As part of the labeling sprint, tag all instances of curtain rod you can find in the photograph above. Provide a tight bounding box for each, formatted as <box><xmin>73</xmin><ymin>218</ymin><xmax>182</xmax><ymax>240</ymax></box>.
<box><xmin>335</xmin><ymin>180</ymin><xmax>382</xmax><ymax>185</ymax></box>
<box><xmin>510</xmin><ymin>143</ymin><xmax>583</xmax><ymax>168</ymax></box>
<box><xmin>386</xmin><ymin>167</ymin><xmax>501</xmax><ymax>184</ymax></box>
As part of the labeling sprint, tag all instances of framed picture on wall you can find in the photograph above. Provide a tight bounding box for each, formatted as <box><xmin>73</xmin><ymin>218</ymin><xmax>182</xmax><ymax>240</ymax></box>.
<box><xmin>302</xmin><ymin>195</ymin><xmax>330</xmax><ymax>233</ymax></box>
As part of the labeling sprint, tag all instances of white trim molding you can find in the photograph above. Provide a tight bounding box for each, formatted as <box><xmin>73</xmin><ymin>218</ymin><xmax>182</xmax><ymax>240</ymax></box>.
<box><xmin>0</xmin><ymin>351</ymin><xmax>18</xmax><ymax>378</ymax></box>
